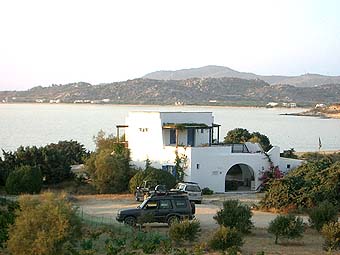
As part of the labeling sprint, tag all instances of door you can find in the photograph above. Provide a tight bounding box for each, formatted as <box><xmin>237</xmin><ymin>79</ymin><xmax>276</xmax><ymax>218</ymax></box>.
<box><xmin>187</xmin><ymin>128</ymin><xmax>195</xmax><ymax>146</ymax></box>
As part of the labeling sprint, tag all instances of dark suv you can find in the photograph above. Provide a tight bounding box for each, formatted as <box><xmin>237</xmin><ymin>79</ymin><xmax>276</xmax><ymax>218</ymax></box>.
<box><xmin>116</xmin><ymin>192</ymin><xmax>195</xmax><ymax>226</ymax></box>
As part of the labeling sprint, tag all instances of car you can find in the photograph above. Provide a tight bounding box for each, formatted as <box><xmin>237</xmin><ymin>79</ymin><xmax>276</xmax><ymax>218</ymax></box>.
<box><xmin>173</xmin><ymin>182</ymin><xmax>202</xmax><ymax>204</ymax></box>
<box><xmin>116</xmin><ymin>191</ymin><xmax>195</xmax><ymax>226</ymax></box>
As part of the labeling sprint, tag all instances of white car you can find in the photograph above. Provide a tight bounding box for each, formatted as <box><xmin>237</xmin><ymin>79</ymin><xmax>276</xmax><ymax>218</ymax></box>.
<box><xmin>174</xmin><ymin>182</ymin><xmax>202</xmax><ymax>204</ymax></box>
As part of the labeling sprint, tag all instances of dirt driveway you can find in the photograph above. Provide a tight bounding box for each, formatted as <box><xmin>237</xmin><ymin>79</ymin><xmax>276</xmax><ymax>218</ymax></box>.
<box><xmin>74</xmin><ymin>193</ymin><xmax>309</xmax><ymax>230</ymax></box>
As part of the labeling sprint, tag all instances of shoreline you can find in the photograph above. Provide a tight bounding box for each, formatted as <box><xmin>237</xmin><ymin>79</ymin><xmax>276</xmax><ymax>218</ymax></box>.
<box><xmin>0</xmin><ymin>102</ymin><xmax>309</xmax><ymax>110</ymax></box>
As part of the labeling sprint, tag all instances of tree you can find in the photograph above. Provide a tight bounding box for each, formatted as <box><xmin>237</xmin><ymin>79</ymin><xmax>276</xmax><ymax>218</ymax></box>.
<box><xmin>224</xmin><ymin>128</ymin><xmax>272</xmax><ymax>151</ymax></box>
<box><xmin>86</xmin><ymin>131</ymin><xmax>133</xmax><ymax>193</ymax></box>
<box><xmin>268</xmin><ymin>214</ymin><xmax>304</xmax><ymax>244</ymax></box>
<box><xmin>93</xmin><ymin>130</ymin><xmax>118</xmax><ymax>152</ymax></box>
<box><xmin>91</xmin><ymin>149</ymin><xmax>132</xmax><ymax>193</ymax></box>
<box><xmin>6</xmin><ymin>192</ymin><xmax>81</xmax><ymax>255</ymax></box>
<box><xmin>0</xmin><ymin>198</ymin><xmax>19</xmax><ymax>248</ymax></box>
<box><xmin>213</xmin><ymin>200</ymin><xmax>253</xmax><ymax>234</ymax></box>
<box><xmin>308</xmin><ymin>201</ymin><xmax>339</xmax><ymax>232</ymax></box>
<box><xmin>0</xmin><ymin>141</ymin><xmax>88</xmax><ymax>186</ymax></box>
<box><xmin>5</xmin><ymin>165</ymin><xmax>42</xmax><ymax>195</ymax></box>
<box><xmin>129</xmin><ymin>167</ymin><xmax>176</xmax><ymax>193</ymax></box>
<box><xmin>209</xmin><ymin>226</ymin><xmax>243</xmax><ymax>253</ymax></box>
<box><xmin>174</xmin><ymin>150</ymin><xmax>187</xmax><ymax>182</ymax></box>
<box><xmin>224</xmin><ymin>128</ymin><xmax>251</xmax><ymax>144</ymax></box>
<box><xmin>249</xmin><ymin>132</ymin><xmax>272</xmax><ymax>151</ymax></box>
<box><xmin>0</xmin><ymin>150</ymin><xmax>16</xmax><ymax>186</ymax></box>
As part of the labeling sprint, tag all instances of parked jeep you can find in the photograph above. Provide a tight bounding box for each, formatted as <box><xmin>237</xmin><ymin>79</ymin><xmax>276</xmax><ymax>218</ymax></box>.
<box><xmin>116</xmin><ymin>191</ymin><xmax>195</xmax><ymax>226</ymax></box>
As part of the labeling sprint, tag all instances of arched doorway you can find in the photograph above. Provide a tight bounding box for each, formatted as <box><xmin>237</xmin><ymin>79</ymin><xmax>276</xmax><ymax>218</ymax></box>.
<box><xmin>225</xmin><ymin>164</ymin><xmax>255</xmax><ymax>191</ymax></box>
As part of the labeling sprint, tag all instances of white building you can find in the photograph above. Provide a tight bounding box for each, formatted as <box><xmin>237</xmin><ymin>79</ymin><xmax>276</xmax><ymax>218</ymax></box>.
<box><xmin>117</xmin><ymin>111</ymin><xmax>303</xmax><ymax>193</ymax></box>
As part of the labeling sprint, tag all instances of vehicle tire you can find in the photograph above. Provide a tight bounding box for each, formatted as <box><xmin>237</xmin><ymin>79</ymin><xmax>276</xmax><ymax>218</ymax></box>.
<box><xmin>167</xmin><ymin>215</ymin><xmax>179</xmax><ymax>226</ymax></box>
<box><xmin>190</xmin><ymin>201</ymin><xmax>196</xmax><ymax>214</ymax></box>
<box><xmin>124</xmin><ymin>216</ymin><xmax>136</xmax><ymax>227</ymax></box>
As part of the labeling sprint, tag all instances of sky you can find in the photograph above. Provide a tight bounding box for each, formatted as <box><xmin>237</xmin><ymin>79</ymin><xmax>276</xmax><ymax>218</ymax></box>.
<box><xmin>0</xmin><ymin>0</ymin><xmax>339</xmax><ymax>91</ymax></box>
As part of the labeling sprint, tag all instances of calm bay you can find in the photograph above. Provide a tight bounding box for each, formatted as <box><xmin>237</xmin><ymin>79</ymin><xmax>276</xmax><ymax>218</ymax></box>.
<box><xmin>0</xmin><ymin>103</ymin><xmax>339</xmax><ymax>154</ymax></box>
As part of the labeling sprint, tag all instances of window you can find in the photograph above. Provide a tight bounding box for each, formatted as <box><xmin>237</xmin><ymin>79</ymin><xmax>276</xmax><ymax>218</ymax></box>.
<box><xmin>287</xmin><ymin>164</ymin><xmax>291</xmax><ymax>169</ymax></box>
<box><xmin>162</xmin><ymin>165</ymin><xmax>175</xmax><ymax>175</ymax></box>
<box><xmin>196</xmin><ymin>163</ymin><xmax>200</xmax><ymax>169</ymax></box>
<box><xmin>231</xmin><ymin>144</ymin><xmax>249</xmax><ymax>153</ymax></box>
<box><xmin>174</xmin><ymin>200</ymin><xmax>187</xmax><ymax>208</ymax></box>
<box><xmin>201</xmin><ymin>129</ymin><xmax>204</xmax><ymax>133</ymax></box>
<box><xmin>185</xmin><ymin>185</ymin><xmax>201</xmax><ymax>192</ymax></box>
<box><xmin>170</xmin><ymin>129</ymin><xmax>176</xmax><ymax>144</ymax></box>
<box><xmin>139</xmin><ymin>128</ymin><xmax>148</xmax><ymax>132</ymax></box>
<box><xmin>145</xmin><ymin>200</ymin><xmax>157</xmax><ymax>210</ymax></box>
<box><xmin>159</xmin><ymin>200</ymin><xmax>172</xmax><ymax>209</ymax></box>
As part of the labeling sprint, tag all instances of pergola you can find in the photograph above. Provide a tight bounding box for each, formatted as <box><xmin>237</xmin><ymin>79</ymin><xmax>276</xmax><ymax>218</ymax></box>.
<box><xmin>162</xmin><ymin>123</ymin><xmax>221</xmax><ymax>147</ymax></box>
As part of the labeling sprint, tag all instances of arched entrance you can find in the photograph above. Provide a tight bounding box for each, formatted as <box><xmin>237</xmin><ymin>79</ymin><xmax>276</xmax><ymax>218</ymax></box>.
<box><xmin>225</xmin><ymin>164</ymin><xmax>255</xmax><ymax>191</ymax></box>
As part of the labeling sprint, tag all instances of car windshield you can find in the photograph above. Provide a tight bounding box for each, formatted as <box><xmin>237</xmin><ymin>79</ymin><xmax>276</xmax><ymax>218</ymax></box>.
<box><xmin>186</xmin><ymin>185</ymin><xmax>201</xmax><ymax>192</ymax></box>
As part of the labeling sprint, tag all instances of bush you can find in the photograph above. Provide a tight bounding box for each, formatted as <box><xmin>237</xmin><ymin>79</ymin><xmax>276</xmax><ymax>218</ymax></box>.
<box><xmin>5</xmin><ymin>165</ymin><xmax>42</xmax><ymax>195</ymax></box>
<box><xmin>321</xmin><ymin>221</ymin><xmax>340</xmax><ymax>251</ymax></box>
<box><xmin>213</xmin><ymin>200</ymin><xmax>253</xmax><ymax>233</ymax></box>
<box><xmin>129</xmin><ymin>167</ymin><xmax>176</xmax><ymax>193</ymax></box>
<box><xmin>202</xmin><ymin>187</ymin><xmax>214</xmax><ymax>195</ymax></box>
<box><xmin>308</xmin><ymin>201</ymin><xmax>338</xmax><ymax>232</ymax></box>
<box><xmin>169</xmin><ymin>219</ymin><xmax>201</xmax><ymax>243</ymax></box>
<box><xmin>260</xmin><ymin>162</ymin><xmax>340</xmax><ymax>211</ymax></box>
<box><xmin>208</xmin><ymin>226</ymin><xmax>243</xmax><ymax>253</ymax></box>
<box><xmin>6</xmin><ymin>192</ymin><xmax>81</xmax><ymax>255</ymax></box>
<box><xmin>0</xmin><ymin>198</ymin><xmax>19</xmax><ymax>248</ymax></box>
<box><xmin>268</xmin><ymin>214</ymin><xmax>304</xmax><ymax>244</ymax></box>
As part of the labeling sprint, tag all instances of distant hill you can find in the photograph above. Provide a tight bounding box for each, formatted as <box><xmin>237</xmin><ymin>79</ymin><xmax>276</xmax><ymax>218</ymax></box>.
<box><xmin>143</xmin><ymin>65</ymin><xmax>340</xmax><ymax>87</ymax></box>
<box><xmin>1</xmin><ymin>78</ymin><xmax>340</xmax><ymax>107</ymax></box>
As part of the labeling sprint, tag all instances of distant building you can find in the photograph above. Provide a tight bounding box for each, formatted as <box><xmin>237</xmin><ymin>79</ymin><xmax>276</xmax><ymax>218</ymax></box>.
<box><xmin>117</xmin><ymin>111</ymin><xmax>303</xmax><ymax>192</ymax></box>
<box><xmin>282</xmin><ymin>102</ymin><xmax>297</xmax><ymax>108</ymax></box>
<box><xmin>49</xmin><ymin>99</ymin><xmax>60</xmax><ymax>104</ymax></box>
<box><xmin>266</xmin><ymin>102</ymin><xmax>279</xmax><ymax>107</ymax></box>
<box><xmin>315</xmin><ymin>104</ymin><xmax>326</xmax><ymax>108</ymax></box>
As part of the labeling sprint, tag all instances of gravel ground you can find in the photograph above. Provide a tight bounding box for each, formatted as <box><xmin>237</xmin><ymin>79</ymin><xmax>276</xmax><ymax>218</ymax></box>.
<box><xmin>74</xmin><ymin>193</ymin><xmax>310</xmax><ymax>230</ymax></box>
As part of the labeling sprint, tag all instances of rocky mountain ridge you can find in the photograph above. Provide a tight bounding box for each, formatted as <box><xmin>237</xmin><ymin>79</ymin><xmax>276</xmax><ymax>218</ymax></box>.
<box><xmin>143</xmin><ymin>65</ymin><xmax>340</xmax><ymax>87</ymax></box>
<box><xmin>1</xmin><ymin>77</ymin><xmax>339</xmax><ymax>107</ymax></box>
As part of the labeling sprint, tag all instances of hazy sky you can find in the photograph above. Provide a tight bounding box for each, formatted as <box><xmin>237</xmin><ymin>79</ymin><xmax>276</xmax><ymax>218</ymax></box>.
<box><xmin>1</xmin><ymin>0</ymin><xmax>339</xmax><ymax>90</ymax></box>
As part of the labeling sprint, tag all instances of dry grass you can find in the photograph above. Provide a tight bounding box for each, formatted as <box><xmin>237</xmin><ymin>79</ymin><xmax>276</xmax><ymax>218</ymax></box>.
<box><xmin>198</xmin><ymin>227</ymin><xmax>327</xmax><ymax>255</ymax></box>
<box><xmin>75</xmin><ymin>193</ymin><xmax>133</xmax><ymax>201</ymax></box>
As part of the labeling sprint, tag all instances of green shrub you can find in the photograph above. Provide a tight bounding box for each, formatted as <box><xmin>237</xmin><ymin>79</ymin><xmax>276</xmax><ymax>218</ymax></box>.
<box><xmin>202</xmin><ymin>187</ymin><xmax>214</xmax><ymax>195</ymax></box>
<box><xmin>5</xmin><ymin>165</ymin><xmax>42</xmax><ymax>195</ymax></box>
<box><xmin>268</xmin><ymin>214</ymin><xmax>304</xmax><ymax>244</ymax></box>
<box><xmin>308</xmin><ymin>201</ymin><xmax>338</xmax><ymax>232</ymax></box>
<box><xmin>6</xmin><ymin>192</ymin><xmax>82</xmax><ymax>255</ymax></box>
<box><xmin>260</xmin><ymin>162</ymin><xmax>340</xmax><ymax>211</ymax></box>
<box><xmin>0</xmin><ymin>198</ymin><xmax>19</xmax><ymax>248</ymax></box>
<box><xmin>213</xmin><ymin>200</ymin><xmax>253</xmax><ymax>233</ymax></box>
<box><xmin>208</xmin><ymin>226</ymin><xmax>243</xmax><ymax>253</ymax></box>
<box><xmin>321</xmin><ymin>221</ymin><xmax>340</xmax><ymax>251</ymax></box>
<box><xmin>169</xmin><ymin>219</ymin><xmax>201</xmax><ymax>243</ymax></box>
<box><xmin>129</xmin><ymin>167</ymin><xmax>176</xmax><ymax>193</ymax></box>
